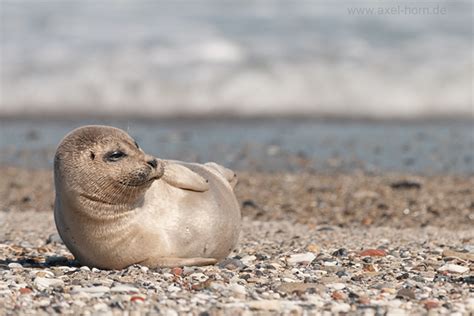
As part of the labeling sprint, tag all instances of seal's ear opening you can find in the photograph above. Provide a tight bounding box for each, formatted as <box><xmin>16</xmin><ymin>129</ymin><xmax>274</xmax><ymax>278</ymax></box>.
<box><xmin>90</xmin><ymin>151</ymin><xmax>95</xmax><ymax>160</ymax></box>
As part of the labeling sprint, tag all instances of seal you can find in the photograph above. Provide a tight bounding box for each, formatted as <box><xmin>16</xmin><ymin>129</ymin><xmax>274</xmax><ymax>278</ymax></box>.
<box><xmin>53</xmin><ymin>125</ymin><xmax>241</xmax><ymax>269</ymax></box>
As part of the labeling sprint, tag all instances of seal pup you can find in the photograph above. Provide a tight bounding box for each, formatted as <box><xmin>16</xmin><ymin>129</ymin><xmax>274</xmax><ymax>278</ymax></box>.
<box><xmin>54</xmin><ymin>125</ymin><xmax>241</xmax><ymax>269</ymax></box>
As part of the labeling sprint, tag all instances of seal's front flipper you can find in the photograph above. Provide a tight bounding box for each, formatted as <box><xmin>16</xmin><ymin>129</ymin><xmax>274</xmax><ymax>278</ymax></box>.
<box><xmin>140</xmin><ymin>257</ymin><xmax>217</xmax><ymax>268</ymax></box>
<box><xmin>162</xmin><ymin>162</ymin><xmax>210</xmax><ymax>192</ymax></box>
<box><xmin>205</xmin><ymin>162</ymin><xmax>238</xmax><ymax>188</ymax></box>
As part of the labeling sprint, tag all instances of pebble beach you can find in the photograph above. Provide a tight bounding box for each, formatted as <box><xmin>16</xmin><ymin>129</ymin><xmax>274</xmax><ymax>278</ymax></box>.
<box><xmin>1</xmin><ymin>167</ymin><xmax>473</xmax><ymax>315</ymax></box>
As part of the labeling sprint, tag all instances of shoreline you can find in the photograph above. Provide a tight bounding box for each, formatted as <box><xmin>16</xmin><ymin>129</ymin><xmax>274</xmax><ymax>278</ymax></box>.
<box><xmin>1</xmin><ymin>119</ymin><xmax>473</xmax><ymax>174</ymax></box>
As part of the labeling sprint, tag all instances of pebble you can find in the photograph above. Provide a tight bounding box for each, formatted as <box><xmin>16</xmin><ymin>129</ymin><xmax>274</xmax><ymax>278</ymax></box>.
<box><xmin>218</xmin><ymin>258</ymin><xmax>245</xmax><ymax>270</ymax></box>
<box><xmin>286</xmin><ymin>252</ymin><xmax>316</xmax><ymax>265</ymax></box>
<box><xmin>396</xmin><ymin>288</ymin><xmax>416</xmax><ymax>300</ymax></box>
<box><xmin>2</xmin><ymin>207</ymin><xmax>473</xmax><ymax>315</ymax></box>
<box><xmin>34</xmin><ymin>277</ymin><xmax>64</xmax><ymax>290</ymax></box>
<box><xmin>110</xmin><ymin>285</ymin><xmax>140</xmax><ymax>293</ymax></box>
<box><xmin>331</xmin><ymin>302</ymin><xmax>351</xmax><ymax>313</ymax></box>
<box><xmin>442</xmin><ymin>249</ymin><xmax>474</xmax><ymax>261</ymax></box>
<box><xmin>229</xmin><ymin>284</ymin><xmax>246</xmax><ymax>297</ymax></box>
<box><xmin>390</xmin><ymin>180</ymin><xmax>421</xmax><ymax>190</ymax></box>
<box><xmin>240</xmin><ymin>255</ymin><xmax>257</xmax><ymax>265</ymax></box>
<box><xmin>327</xmin><ymin>283</ymin><xmax>346</xmax><ymax>290</ymax></box>
<box><xmin>37</xmin><ymin>299</ymin><xmax>51</xmax><ymax>307</ymax></box>
<box><xmin>277</xmin><ymin>282</ymin><xmax>320</xmax><ymax>294</ymax></box>
<box><xmin>332</xmin><ymin>248</ymin><xmax>348</xmax><ymax>257</ymax></box>
<box><xmin>359</xmin><ymin>249</ymin><xmax>387</xmax><ymax>257</ymax></box>
<box><xmin>438</xmin><ymin>264</ymin><xmax>469</xmax><ymax>274</ymax></box>
<box><xmin>130</xmin><ymin>295</ymin><xmax>146</xmax><ymax>303</ymax></box>
<box><xmin>331</xmin><ymin>291</ymin><xmax>347</xmax><ymax>301</ymax></box>
<box><xmin>463</xmin><ymin>245</ymin><xmax>474</xmax><ymax>253</ymax></box>
<box><xmin>423</xmin><ymin>299</ymin><xmax>439</xmax><ymax>310</ymax></box>
<box><xmin>322</xmin><ymin>260</ymin><xmax>338</xmax><ymax>267</ymax></box>
<box><xmin>7</xmin><ymin>262</ymin><xmax>22</xmax><ymax>269</ymax></box>
<box><xmin>189</xmin><ymin>272</ymin><xmax>208</xmax><ymax>282</ymax></box>
<box><xmin>33</xmin><ymin>270</ymin><xmax>55</xmax><ymax>278</ymax></box>
<box><xmin>167</xmin><ymin>285</ymin><xmax>181</xmax><ymax>293</ymax></box>
<box><xmin>19</xmin><ymin>287</ymin><xmax>32</xmax><ymax>294</ymax></box>
<box><xmin>171</xmin><ymin>267</ymin><xmax>183</xmax><ymax>276</ymax></box>
<box><xmin>307</xmin><ymin>244</ymin><xmax>320</xmax><ymax>253</ymax></box>
<box><xmin>72</xmin><ymin>286</ymin><xmax>110</xmax><ymax>296</ymax></box>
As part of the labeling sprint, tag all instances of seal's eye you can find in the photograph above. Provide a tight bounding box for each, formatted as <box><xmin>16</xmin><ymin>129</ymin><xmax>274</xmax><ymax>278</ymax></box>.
<box><xmin>104</xmin><ymin>150</ymin><xmax>127</xmax><ymax>162</ymax></box>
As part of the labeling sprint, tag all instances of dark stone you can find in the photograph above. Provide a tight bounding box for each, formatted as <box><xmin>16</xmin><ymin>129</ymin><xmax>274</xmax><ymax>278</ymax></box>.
<box><xmin>390</xmin><ymin>180</ymin><xmax>421</xmax><ymax>190</ymax></box>
<box><xmin>255</xmin><ymin>253</ymin><xmax>268</xmax><ymax>260</ymax></box>
<box><xmin>362</xmin><ymin>257</ymin><xmax>372</xmax><ymax>263</ymax></box>
<box><xmin>242</xmin><ymin>200</ymin><xmax>258</xmax><ymax>208</ymax></box>
<box><xmin>332</xmin><ymin>248</ymin><xmax>348</xmax><ymax>257</ymax></box>
<box><xmin>458</xmin><ymin>276</ymin><xmax>474</xmax><ymax>284</ymax></box>
<box><xmin>396</xmin><ymin>288</ymin><xmax>416</xmax><ymax>300</ymax></box>
<box><xmin>317</xmin><ymin>226</ymin><xmax>335</xmax><ymax>231</ymax></box>
<box><xmin>396</xmin><ymin>273</ymin><xmax>410</xmax><ymax>280</ymax></box>
<box><xmin>218</xmin><ymin>258</ymin><xmax>244</xmax><ymax>270</ymax></box>
<box><xmin>239</xmin><ymin>274</ymin><xmax>251</xmax><ymax>280</ymax></box>
<box><xmin>21</xmin><ymin>196</ymin><xmax>31</xmax><ymax>203</ymax></box>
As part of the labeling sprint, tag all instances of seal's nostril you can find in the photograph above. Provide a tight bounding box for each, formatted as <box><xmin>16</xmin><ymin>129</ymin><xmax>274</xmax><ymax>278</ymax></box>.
<box><xmin>147</xmin><ymin>159</ymin><xmax>158</xmax><ymax>169</ymax></box>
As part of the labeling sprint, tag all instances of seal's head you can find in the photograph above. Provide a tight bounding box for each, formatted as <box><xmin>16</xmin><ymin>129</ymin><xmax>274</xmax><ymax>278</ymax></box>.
<box><xmin>54</xmin><ymin>125</ymin><xmax>163</xmax><ymax>207</ymax></box>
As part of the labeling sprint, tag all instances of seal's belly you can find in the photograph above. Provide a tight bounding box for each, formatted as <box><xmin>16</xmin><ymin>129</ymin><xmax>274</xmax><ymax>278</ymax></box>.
<box><xmin>140</xmin><ymin>164</ymin><xmax>241</xmax><ymax>259</ymax></box>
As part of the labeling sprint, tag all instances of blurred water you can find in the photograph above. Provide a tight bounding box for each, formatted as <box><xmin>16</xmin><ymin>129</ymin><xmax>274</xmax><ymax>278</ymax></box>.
<box><xmin>1</xmin><ymin>1</ymin><xmax>472</xmax><ymax>118</ymax></box>
<box><xmin>0</xmin><ymin>118</ymin><xmax>472</xmax><ymax>174</ymax></box>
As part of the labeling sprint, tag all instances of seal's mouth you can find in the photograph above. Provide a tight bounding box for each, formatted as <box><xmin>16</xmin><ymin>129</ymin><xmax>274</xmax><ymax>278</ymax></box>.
<box><xmin>119</xmin><ymin>165</ymin><xmax>164</xmax><ymax>187</ymax></box>
<box><xmin>119</xmin><ymin>176</ymin><xmax>157</xmax><ymax>187</ymax></box>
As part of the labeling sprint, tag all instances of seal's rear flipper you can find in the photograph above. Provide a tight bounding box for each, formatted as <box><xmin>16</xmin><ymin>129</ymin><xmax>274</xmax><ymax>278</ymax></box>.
<box><xmin>140</xmin><ymin>257</ymin><xmax>217</xmax><ymax>268</ymax></box>
<box><xmin>162</xmin><ymin>162</ymin><xmax>210</xmax><ymax>192</ymax></box>
<box><xmin>205</xmin><ymin>162</ymin><xmax>238</xmax><ymax>189</ymax></box>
